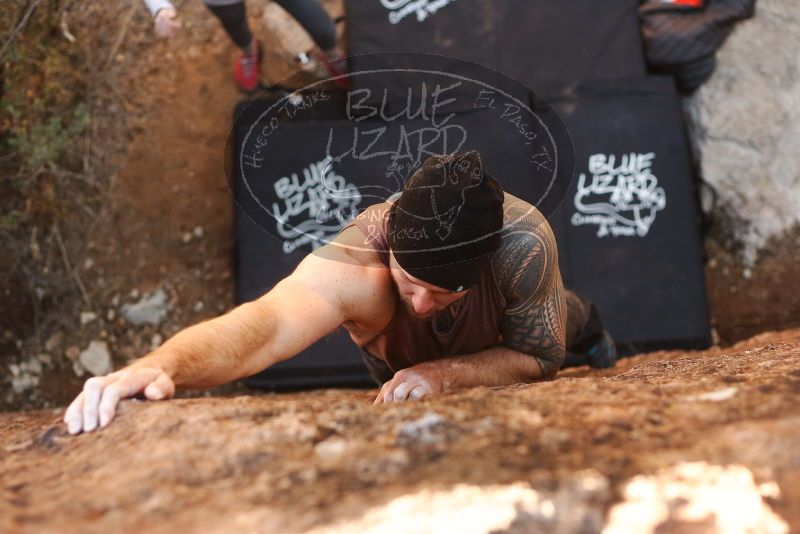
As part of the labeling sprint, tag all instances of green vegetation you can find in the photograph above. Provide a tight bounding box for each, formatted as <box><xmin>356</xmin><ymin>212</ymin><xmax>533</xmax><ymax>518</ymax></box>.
<box><xmin>1</xmin><ymin>0</ymin><xmax>94</xmax><ymax>353</ymax></box>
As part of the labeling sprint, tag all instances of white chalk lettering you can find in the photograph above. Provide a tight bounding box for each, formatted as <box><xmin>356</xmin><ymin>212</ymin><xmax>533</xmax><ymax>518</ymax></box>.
<box><xmin>382</xmin><ymin>0</ymin><xmax>459</xmax><ymax>24</ymax></box>
<box><xmin>571</xmin><ymin>152</ymin><xmax>666</xmax><ymax>238</ymax></box>
<box><xmin>271</xmin><ymin>157</ymin><xmax>362</xmax><ymax>252</ymax></box>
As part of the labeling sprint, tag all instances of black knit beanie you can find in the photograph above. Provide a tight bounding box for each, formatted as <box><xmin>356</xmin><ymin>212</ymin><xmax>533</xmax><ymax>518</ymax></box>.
<box><xmin>387</xmin><ymin>151</ymin><xmax>505</xmax><ymax>292</ymax></box>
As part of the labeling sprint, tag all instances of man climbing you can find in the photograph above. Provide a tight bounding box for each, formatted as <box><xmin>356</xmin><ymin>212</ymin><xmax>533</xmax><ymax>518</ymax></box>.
<box><xmin>64</xmin><ymin>151</ymin><xmax>616</xmax><ymax>435</ymax></box>
<box><xmin>144</xmin><ymin>0</ymin><xmax>347</xmax><ymax>92</ymax></box>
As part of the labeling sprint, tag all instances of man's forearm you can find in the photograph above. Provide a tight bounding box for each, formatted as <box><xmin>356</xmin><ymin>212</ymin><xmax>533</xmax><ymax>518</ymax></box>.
<box><xmin>430</xmin><ymin>344</ymin><xmax>551</xmax><ymax>391</ymax></box>
<box><xmin>130</xmin><ymin>299</ymin><xmax>278</xmax><ymax>389</ymax></box>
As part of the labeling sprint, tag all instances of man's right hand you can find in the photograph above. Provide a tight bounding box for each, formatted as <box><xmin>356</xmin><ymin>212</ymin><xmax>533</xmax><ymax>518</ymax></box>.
<box><xmin>154</xmin><ymin>7</ymin><xmax>182</xmax><ymax>38</ymax></box>
<box><xmin>63</xmin><ymin>366</ymin><xmax>175</xmax><ymax>435</ymax></box>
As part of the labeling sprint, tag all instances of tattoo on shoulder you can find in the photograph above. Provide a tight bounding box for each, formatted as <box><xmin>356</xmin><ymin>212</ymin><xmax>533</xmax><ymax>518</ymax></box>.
<box><xmin>492</xmin><ymin>199</ymin><xmax>567</xmax><ymax>378</ymax></box>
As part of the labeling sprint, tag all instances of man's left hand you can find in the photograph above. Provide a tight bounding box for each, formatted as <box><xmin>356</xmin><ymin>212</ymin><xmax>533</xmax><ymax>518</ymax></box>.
<box><xmin>373</xmin><ymin>362</ymin><xmax>445</xmax><ymax>404</ymax></box>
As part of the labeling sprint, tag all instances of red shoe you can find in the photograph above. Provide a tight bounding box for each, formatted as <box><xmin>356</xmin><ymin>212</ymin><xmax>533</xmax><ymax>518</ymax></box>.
<box><xmin>313</xmin><ymin>49</ymin><xmax>350</xmax><ymax>90</ymax></box>
<box><xmin>235</xmin><ymin>40</ymin><xmax>261</xmax><ymax>93</ymax></box>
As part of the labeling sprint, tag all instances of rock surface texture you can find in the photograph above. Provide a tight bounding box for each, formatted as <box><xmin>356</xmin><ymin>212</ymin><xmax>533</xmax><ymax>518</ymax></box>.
<box><xmin>686</xmin><ymin>0</ymin><xmax>800</xmax><ymax>262</ymax></box>
<box><xmin>2</xmin><ymin>329</ymin><xmax>800</xmax><ymax>533</ymax></box>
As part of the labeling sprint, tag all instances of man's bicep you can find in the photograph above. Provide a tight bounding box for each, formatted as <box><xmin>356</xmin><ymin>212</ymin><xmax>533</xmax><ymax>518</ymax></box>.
<box><xmin>500</xmin><ymin>282</ymin><xmax>567</xmax><ymax>379</ymax></box>
<box><xmin>494</xmin><ymin>213</ymin><xmax>567</xmax><ymax>379</ymax></box>
<box><xmin>252</xmin><ymin>252</ymin><xmax>357</xmax><ymax>368</ymax></box>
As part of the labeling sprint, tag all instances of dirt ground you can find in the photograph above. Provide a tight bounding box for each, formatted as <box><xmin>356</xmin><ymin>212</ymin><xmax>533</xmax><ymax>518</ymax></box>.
<box><xmin>2</xmin><ymin>328</ymin><xmax>799</xmax><ymax>533</ymax></box>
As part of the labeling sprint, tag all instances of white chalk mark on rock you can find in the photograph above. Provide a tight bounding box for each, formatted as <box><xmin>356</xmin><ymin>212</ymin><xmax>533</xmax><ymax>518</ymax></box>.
<box><xmin>685</xmin><ymin>387</ymin><xmax>738</xmax><ymax>402</ymax></box>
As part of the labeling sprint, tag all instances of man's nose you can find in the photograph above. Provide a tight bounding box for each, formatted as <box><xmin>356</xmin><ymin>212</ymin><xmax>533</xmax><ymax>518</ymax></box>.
<box><xmin>411</xmin><ymin>289</ymin><xmax>435</xmax><ymax>314</ymax></box>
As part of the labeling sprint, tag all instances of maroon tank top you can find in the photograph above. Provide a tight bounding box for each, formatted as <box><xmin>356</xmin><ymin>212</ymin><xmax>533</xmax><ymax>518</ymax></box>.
<box><xmin>340</xmin><ymin>198</ymin><xmax>507</xmax><ymax>372</ymax></box>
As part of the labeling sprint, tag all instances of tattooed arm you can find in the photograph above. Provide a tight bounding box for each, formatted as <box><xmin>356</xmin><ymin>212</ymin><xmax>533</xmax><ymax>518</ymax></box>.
<box><xmin>373</xmin><ymin>198</ymin><xmax>568</xmax><ymax>403</ymax></box>
<box><xmin>493</xmin><ymin>200</ymin><xmax>567</xmax><ymax>379</ymax></box>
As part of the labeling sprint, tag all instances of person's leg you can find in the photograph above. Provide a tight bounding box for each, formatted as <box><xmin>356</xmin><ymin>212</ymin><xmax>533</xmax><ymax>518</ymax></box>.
<box><xmin>273</xmin><ymin>0</ymin><xmax>337</xmax><ymax>53</ymax></box>
<box><xmin>273</xmin><ymin>0</ymin><xmax>349</xmax><ymax>88</ymax></box>
<box><xmin>564</xmin><ymin>290</ymin><xmax>604</xmax><ymax>353</ymax></box>
<box><xmin>204</xmin><ymin>0</ymin><xmax>253</xmax><ymax>51</ymax></box>
<box><xmin>563</xmin><ymin>289</ymin><xmax>617</xmax><ymax>368</ymax></box>
<box><xmin>203</xmin><ymin>0</ymin><xmax>261</xmax><ymax>92</ymax></box>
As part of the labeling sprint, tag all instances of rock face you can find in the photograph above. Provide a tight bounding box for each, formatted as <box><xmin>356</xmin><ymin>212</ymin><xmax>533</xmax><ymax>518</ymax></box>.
<box><xmin>686</xmin><ymin>0</ymin><xmax>800</xmax><ymax>262</ymax></box>
<box><xmin>2</xmin><ymin>329</ymin><xmax>800</xmax><ymax>533</ymax></box>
